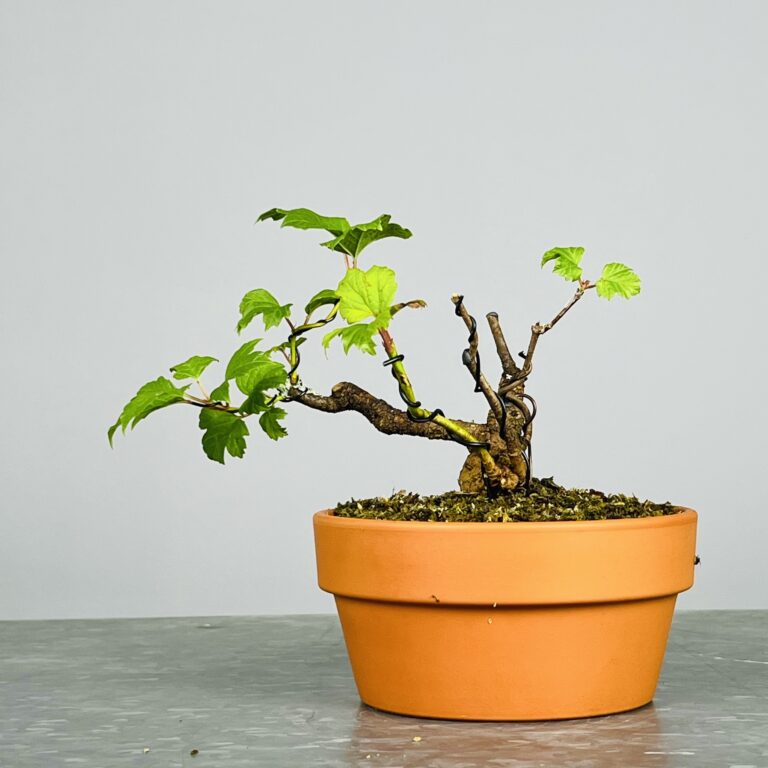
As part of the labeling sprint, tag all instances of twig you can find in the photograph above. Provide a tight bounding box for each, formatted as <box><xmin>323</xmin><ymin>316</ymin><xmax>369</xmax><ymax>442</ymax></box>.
<box><xmin>518</xmin><ymin>280</ymin><xmax>594</xmax><ymax>376</ymax></box>
<box><xmin>486</xmin><ymin>312</ymin><xmax>519</xmax><ymax>376</ymax></box>
<box><xmin>450</xmin><ymin>295</ymin><xmax>506</xmax><ymax>426</ymax></box>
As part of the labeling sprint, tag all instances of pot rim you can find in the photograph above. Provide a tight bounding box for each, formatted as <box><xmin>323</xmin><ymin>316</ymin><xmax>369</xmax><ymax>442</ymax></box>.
<box><xmin>314</xmin><ymin>507</ymin><xmax>698</xmax><ymax>604</ymax></box>
<box><xmin>316</xmin><ymin>506</ymin><xmax>696</xmax><ymax>532</ymax></box>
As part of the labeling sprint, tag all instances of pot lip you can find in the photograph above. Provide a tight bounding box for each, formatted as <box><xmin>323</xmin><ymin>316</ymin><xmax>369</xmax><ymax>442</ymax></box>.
<box><xmin>315</xmin><ymin>506</ymin><xmax>697</xmax><ymax>532</ymax></box>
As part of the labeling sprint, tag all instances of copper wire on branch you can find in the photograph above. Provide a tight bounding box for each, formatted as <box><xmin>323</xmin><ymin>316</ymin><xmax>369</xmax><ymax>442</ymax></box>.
<box><xmin>381</xmin><ymin>353</ymin><xmax>491</xmax><ymax>449</ymax></box>
<box><xmin>265</xmin><ymin>301</ymin><xmax>340</xmax><ymax>406</ymax></box>
<box><xmin>453</xmin><ymin>295</ymin><xmax>537</xmax><ymax>493</ymax></box>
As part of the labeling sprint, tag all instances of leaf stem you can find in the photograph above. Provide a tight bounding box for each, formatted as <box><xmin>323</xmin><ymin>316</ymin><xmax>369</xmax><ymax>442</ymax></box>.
<box><xmin>196</xmin><ymin>379</ymin><xmax>210</xmax><ymax>401</ymax></box>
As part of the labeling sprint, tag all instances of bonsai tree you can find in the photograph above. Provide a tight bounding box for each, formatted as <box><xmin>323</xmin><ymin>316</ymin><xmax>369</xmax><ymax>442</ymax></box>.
<box><xmin>109</xmin><ymin>207</ymin><xmax>641</xmax><ymax>499</ymax></box>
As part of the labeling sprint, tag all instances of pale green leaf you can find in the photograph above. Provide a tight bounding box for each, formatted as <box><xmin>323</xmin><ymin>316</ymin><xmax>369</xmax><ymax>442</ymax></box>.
<box><xmin>108</xmin><ymin>377</ymin><xmax>189</xmax><ymax>445</ymax></box>
<box><xmin>198</xmin><ymin>409</ymin><xmax>249</xmax><ymax>464</ymax></box>
<box><xmin>257</xmin><ymin>207</ymin><xmax>349</xmax><ymax>234</ymax></box>
<box><xmin>170</xmin><ymin>355</ymin><xmax>218</xmax><ymax>380</ymax></box>
<box><xmin>596</xmin><ymin>262</ymin><xmax>642</xmax><ymax>299</ymax></box>
<box><xmin>259</xmin><ymin>407</ymin><xmax>288</xmax><ymax>440</ymax></box>
<box><xmin>237</xmin><ymin>288</ymin><xmax>292</xmax><ymax>333</ymax></box>
<box><xmin>304</xmin><ymin>289</ymin><xmax>339</xmax><ymax>316</ymax></box>
<box><xmin>322</xmin><ymin>323</ymin><xmax>378</xmax><ymax>355</ymax></box>
<box><xmin>541</xmin><ymin>247</ymin><xmax>585</xmax><ymax>281</ymax></box>
<box><xmin>336</xmin><ymin>266</ymin><xmax>397</xmax><ymax>327</ymax></box>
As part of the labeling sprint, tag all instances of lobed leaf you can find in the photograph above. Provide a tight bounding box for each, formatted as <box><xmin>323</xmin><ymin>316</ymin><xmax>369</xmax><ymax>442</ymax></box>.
<box><xmin>336</xmin><ymin>266</ymin><xmax>397</xmax><ymax>327</ymax></box>
<box><xmin>541</xmin><ymin>247</ymin><xmax>585</xmax><ymax>282</ymax></box>
<box><xmin>225</xmin><ymin>339</ymin><xmax>263</xmax><ymax>380</ymax></box>
<box><xmin>108</xmin><ymin>377</ymin><xmax>189</xmax><ymax>445</ymax></box>
<box><xmin>224</xmin><ymin>338</ymin><xmax>288</xmax><ymax>397</ymax></box>
<box><xmin>321</xmin><ymin>214</ymin><xmax>412</xmax><ymax>258</ymax></box>
<box><xmin>595</xmin><ymin>262</ymin><xmax>641</xmax><ymax>299</ymax></box>
<box><xmin>259</xmin><ymin>407</ymin><xmax>288</xmax><ymax>440</ymax></box>
<box><xmin>209</xmin><ymin>380</ymin><xmax>231</xmax><ymax>403</ymax></box>
<box><xmin>198</xmin><ymin>409</ymin><xmax>249</xmax><ymax>464</ymax></box>
<box><xmin>257</xmin><ymin>207</ymin><xmax>349</xmax><ymax>235</ymax></box>
<box><xmin>238</xmin><ymin>359</ymin><xmax>288</xmax><ymax>408</ymax></box>
<box><xmin>322</xmin><ymin>323</ymin><xmax>378</xmax><ymax>355</ymax></box>
<box><xmin>237</xmin><ymin>288</ymin><xmax>292</xmax><ymax>333</ymax></box>
<box><xmin>304</xmin><ymin>289</ymin><xmax>340</xmax><ymax>316</ymax></box>
<box><xmin>170</xmin><ymin>355</ymin><xmax>218</xmax><ymax>381</ymax></box>
<box><xmin>259</xmin><ymin>207</ymin><xmax>410</xmax><ymax>259</ymax></box>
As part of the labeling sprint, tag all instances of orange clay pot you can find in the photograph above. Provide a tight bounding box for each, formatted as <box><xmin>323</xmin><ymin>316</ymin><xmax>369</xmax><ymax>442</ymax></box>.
<box><xmin>314</xmin><ymin>508</ymin><xmax>697</xmax><ymax>721</ymax></box>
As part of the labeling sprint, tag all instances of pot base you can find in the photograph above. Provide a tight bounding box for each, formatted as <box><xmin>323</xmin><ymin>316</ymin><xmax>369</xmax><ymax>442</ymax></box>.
<box><xmin>336</xmin><ymin>594</ymin><xmax>676</xmax><ymax>721</ymax></box>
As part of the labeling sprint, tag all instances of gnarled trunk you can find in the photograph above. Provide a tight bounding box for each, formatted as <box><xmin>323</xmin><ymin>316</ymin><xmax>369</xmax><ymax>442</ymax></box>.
<box><xmin>458</xmin><ymin>398</ymin><xmax>529</xmax><ymax>493</ymax></box>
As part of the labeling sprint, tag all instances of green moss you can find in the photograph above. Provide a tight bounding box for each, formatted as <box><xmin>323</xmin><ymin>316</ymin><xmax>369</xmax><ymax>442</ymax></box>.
<box><xmin>334</xmin><ymin>477</ymin><xmax>678</xmax><ymax>522</ymax></box>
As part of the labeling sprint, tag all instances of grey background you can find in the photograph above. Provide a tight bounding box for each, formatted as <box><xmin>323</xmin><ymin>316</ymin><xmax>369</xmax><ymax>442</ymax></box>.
<box><xmin>1</xmin><ymin>0</ymin><xmax>766</xmax><ymax>620</ymax></box>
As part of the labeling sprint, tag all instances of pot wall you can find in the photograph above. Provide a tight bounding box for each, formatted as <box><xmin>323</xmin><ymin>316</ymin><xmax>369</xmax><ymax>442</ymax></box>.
<box><xmin>314</xmin><ymin>509</ymin><xmax>697</xmax><ymax>720</ymax></box>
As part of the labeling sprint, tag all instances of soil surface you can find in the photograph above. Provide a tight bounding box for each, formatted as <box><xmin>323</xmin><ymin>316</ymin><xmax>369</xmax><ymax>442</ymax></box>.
<box><xmin>334</xmin><ymin>477</ymin><xmax>678</xmax><ymax>522</ymax></box>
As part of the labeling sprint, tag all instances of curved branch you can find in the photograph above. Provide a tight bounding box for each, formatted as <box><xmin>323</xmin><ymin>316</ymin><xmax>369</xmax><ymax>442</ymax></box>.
<box><xmin>451</xmin><ymin>295</ymin><xmax>506</xmax><ymax>427</ymax></box>
<box><xmin>291</xmin><ymin>382</ymin><xmax>488</xmax><ymax>443</ymax></box>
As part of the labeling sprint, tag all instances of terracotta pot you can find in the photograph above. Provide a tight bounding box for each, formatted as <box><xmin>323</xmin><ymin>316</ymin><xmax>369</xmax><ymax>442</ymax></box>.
<box><xmin>314</xmin><ymin>508</ymin><xmax>697</xmax><ymax>721</ymax></box>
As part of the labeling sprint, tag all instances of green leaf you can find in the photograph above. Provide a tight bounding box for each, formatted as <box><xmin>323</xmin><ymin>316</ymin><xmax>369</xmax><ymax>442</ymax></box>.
<box><xmin>240</xmin><ymin>359</ymin><xmax>287</xmax><ymax>393</ymax></box>
<box><xmin>336</xmin><ymin>266</ymin><xmax>397</xmax><ymax>327</ymax></box>
<box><xmin>304</xmin><ymin>289</ymin><xmax>340</xmax><ymax>316</ymax></box>
<box><xmin>209</xmin><ymin>381</ymin><xmax>231</xmax><ymax>402</ymax></box>
<box><xmin>322</xmin><ymin>323</ymin><xmax>378</xmax><ymax>355</ymax></box>
<box><xmin>541</xmin><ymin>247</ymin><xmax>585</xmax><ymax>281</ymax></box>
<box><xmin>198</xmin><ymin>409</ymin><xmax>249</xmax><ymax>464</ymax></box>
<box><xmin>259</xmin><ymin>208</ymin><xmax>410</xmax><ymax>258</ymax></box>
<box><xmin>239</xmin><ymin>389</ymin><xmax>270</xmax><ymax>414</ymax></box>
<box><xmin>237</xmin><ymin>358</ymin><xmax>288</xmax><ymax>404</ymax></box>
<box><xmin>237</xmin><ymin>289</ymin><xmax>292</xmax><ymax>333</ymax></box>
<box><xmin>224</xmin><ymin>339</ymin><xmax>286</xmax><ymax>396</ymax></box>
<box><xmin>257</xmin><ymin>207</ymin><xmax>350</xmax><ymax>235</ymax></box>
<box><xmin>595</xmin><ymin>262</ymin><xmax>642</xmax><ymax>299</ymax></box>
<box><xmin>321</xmin><ymin>214</ymin><xmax>412</xmax><ymax>258</ymax></box>
<box><xmin>225</xmin><ymin>339</ymin><xmax>263</xmax><ymax>380</ymax></box>
<box><xmin>108</xmin><ymin>377</ymin><xmax>189</xmax><ymax>445</ymax></box>
<box><xmin>170</xmin><ymin>355</ymin><xmax>218</xmax><ymax>381</ymax></box>
<box><xmin>259</xmin><ymin>407</ymin><xmax>288</xmax><ymax>440</ymax></box>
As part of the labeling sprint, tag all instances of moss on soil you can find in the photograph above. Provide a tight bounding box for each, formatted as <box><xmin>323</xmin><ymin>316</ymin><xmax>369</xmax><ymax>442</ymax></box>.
<box><xmin>334</xmin><ymin>477</ymin><xmax>678</xmax><ymax>523</ymax></box>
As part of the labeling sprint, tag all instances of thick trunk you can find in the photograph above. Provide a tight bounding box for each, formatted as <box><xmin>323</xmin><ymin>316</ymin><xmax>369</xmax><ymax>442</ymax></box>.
<box><xmin>457</xmin><ymin>398</ymin><xmax>528</xmax><ymax>494</ymax></box>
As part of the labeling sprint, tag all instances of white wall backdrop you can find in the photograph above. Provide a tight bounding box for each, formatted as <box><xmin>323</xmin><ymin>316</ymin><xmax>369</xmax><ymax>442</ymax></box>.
<box><xmin>1</xmin><ymin>0</ymin><xmax>766</xmax><ymax>618</ymax></box>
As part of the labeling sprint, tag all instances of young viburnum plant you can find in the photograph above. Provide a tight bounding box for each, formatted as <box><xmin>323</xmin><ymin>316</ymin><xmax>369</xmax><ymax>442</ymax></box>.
<box><xmin>109</xmin><ymin>208</ymin><xmax>640</xmax><ymax>497</ymax></box>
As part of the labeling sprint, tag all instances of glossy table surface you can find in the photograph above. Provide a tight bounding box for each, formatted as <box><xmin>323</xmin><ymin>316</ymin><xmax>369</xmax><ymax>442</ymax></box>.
<box><xmin>1</xmin><ymin>611</ymin><xmax>766</xmax><ymax>767</ymax></box>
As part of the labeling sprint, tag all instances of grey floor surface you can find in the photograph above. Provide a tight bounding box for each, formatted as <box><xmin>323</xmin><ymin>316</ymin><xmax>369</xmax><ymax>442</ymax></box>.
<box><xmin>0</xmin><ymin>611</ymin><xmax>766</xmax><ymax>768</ymax></box>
